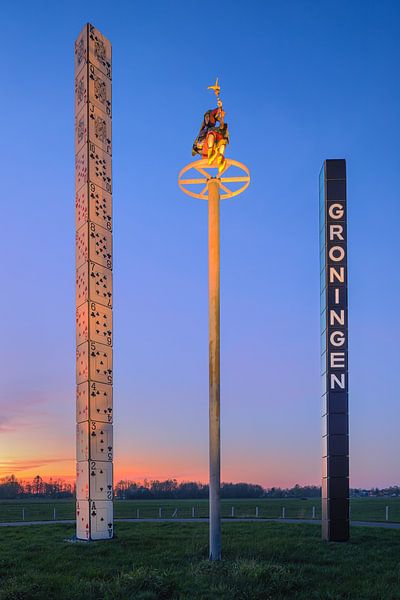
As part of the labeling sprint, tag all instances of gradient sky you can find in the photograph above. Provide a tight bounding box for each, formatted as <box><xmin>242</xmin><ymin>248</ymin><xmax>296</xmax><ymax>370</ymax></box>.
<box><xmin>1</xmin><ymin>0</ymin><xmax>399</xmax><ymax>488</ymax></box>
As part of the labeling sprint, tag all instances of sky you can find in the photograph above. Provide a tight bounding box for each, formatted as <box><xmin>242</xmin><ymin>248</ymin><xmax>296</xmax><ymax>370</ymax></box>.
<box><xmin>1</xmin><ymin>0</ymin><xmax>399</xmax><ymax>488</ymax></box>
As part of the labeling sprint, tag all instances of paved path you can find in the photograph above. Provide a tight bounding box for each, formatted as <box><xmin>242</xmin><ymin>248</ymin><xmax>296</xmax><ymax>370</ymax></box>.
<box><xmin>1</xmin><ymin>517</ymin><xmax>399</xmax><ymax>529</ymax></box>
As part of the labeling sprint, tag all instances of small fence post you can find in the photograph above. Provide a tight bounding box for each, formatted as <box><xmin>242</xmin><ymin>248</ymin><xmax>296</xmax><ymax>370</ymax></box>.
<box><xmin>386</xmin><ymin>506</ymin><xmax>389</xmax><ymax>522</ymax></box>
<box><xmin>159</xmin><ymin>507</ymin><xmax>162</xmax><ymax>518</ymax></box>
<box><xmin>136</xmin><ymin>508</ymin><xmax>140</xmax><ymax>519</ymax></box>
<box><xmin>231</xmin><ymin>506</ymin><xmax>235</xmax><ymax>518</ymax></box>
<box><xmin>255</xmin><ymin>506</ymin><xmax>259</xmax><ymax>518</ymax></box>
<box><xmin>312</xmin><ymin>506</ymin><xmax>316</xmax><ymax>519</ymax></box>
<box><xmin>282</xmin><ymin>506</ymin><xmax>286</xmax><ymax>519</ymax></box>
<box><xmin>192</xmin><ymin>506</ymin><xmax>195</xmax><ymax>518</ymax></box>
<box><xmin>53</xmin><ymin>507</ymin><xmax>56</xmax><ymax>520</ymax></box>
<box><xmin>22</xmin><ymin>508</ymin><xmax>25</xmax><ymax>521</ymax></box>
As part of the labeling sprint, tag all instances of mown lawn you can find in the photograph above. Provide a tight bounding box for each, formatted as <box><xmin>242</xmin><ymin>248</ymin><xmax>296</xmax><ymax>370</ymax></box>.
<box><xmin>0</xmin><ymin>497</ymin><xmax>399</xmax><ymax>523</ymax></box>
<box><xmin>0</xmin><ymin>522</ymin><xmax>399</xmax><ymax>599</ymax></box>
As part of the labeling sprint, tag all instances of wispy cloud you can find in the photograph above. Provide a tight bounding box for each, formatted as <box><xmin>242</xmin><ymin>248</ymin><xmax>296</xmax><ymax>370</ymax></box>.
<box><xmin>0</xmin><ymin>458</ymin><xmax>74</xmax><ymax>477</ymax></box>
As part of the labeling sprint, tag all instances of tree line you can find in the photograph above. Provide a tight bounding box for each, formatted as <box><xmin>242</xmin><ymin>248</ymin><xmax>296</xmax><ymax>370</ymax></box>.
<box><xmin>0</xmin><ymin>475</ymin><xmax>74</xmax><ymax>499</ymax></box>
<box><xmin>1</xmin><ymin>475</ymin><xmax>399</xmax><ymax>500</ymax></box>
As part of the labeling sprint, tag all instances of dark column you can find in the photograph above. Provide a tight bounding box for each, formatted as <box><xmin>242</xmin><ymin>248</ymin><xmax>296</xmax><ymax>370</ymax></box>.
<box><xmin>320</xmin><ymin>159</ymin><xmax>349</xmax><ymax>542</ymax></box>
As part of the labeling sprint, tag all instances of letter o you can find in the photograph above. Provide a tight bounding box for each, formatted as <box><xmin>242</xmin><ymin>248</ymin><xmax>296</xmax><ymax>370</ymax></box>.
<box><xmin>329</xmin><ymin>246</ymin><xmax>345</xmax><ymax>262</ymax></box>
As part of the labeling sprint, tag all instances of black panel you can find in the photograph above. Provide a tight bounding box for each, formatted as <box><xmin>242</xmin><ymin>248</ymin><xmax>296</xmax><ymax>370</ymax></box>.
<box><xmin>325</xmin><ymin>159</ymin><xmax>346</xmax><ymax>180</ymax></box>
<box><xmin>329</xmin><ymin>519</ymin><xmax>350</xmax><ymax>542</ymax></box>
<box><xmin>322</xmin><ymin>498</ymin><xmax>349</xmax><ymax>519</ymax></box>
<box><xmin>322</xmin><ymin>434</ymin><xmax>349</xmax><ymax>457</ymax></box>
<box><xmin>328</xmin><ymin>434</ymin><xmax>349</xmax><ymax>456</ymax></box>
<box><xmin>326</xmin><ymin>413</ymin><xmax>348</xmax><ymax>436</ymax></box>
<box><xmin>322</xmin><ymin>477</ymin><xmax>349</xmax><ymax>499</ymax></box>
<box><xmin>322</xmin><ymin>455</ymin><xmax>349</xmax><ymax>478</ymax></box>
<box><xmin>326</xmin><ymin>180</ymin><xmax>346</xmax><ymax>201</ymax></box>
<box><xmin>326</xmin><ymin>392</ymin><xmax>348</xmax><ymax>414</ymax></box>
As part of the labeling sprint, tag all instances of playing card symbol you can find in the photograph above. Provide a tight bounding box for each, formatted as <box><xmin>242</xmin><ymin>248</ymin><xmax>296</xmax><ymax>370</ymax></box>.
<box><xmin>76</xmin><ymin>78</ymin><xmax>85</xmax><ymax>103</ymax></box>
<box><xmin>95</xmin><ymin>117</ymin><xmax>107</xmax><ymax>142</ymax></box>
<box><xmin>94</xmin><ymin>39</ymin><xmax>106</xmax><ymax>63</ymax></box>
<box><xmin>108</xmin><ymin>523</ymin><xmax>112</xmax><ymax>528</ymax></box>
<box><xmin>91</xmin><ymin>510</ymin><xmax>96</xmax><ymax>517</ymax></box>
<box><xmin>77</xmin><ymin>118</ymin><xmax>85</xmax><ymax>143</ymax></box>
<box><xmin>76</xmin><ymin>38</ymin><xmax>85</xmax><ymax>65</ymax></box>
<box><xmin>94</xmin><ymin>78</ymin><xmax>106</xmax><ymax>104</ymax></box>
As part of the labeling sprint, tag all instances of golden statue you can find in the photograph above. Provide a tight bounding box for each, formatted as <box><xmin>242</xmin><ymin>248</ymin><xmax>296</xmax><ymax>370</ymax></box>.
<box><xmin>192</xmin><ymin>78</ymin><xmax>230</xmax><ymax>174</ymax></box>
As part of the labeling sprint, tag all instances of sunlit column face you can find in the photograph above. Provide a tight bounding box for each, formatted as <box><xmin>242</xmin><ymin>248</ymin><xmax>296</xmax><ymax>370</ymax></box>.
<box><xmin>75</xmin><ymin>23</ymin><xmax>113</xmax><ymax>541</ymax></box>
<box><xmin>320</xmin><ymin>159</ymin><xmax>349</xmax><ymax>542</ymax></box>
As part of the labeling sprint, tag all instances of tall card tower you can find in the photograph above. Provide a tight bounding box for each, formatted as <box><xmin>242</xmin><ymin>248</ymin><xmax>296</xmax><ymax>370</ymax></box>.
<box><xmin>74</xmin><ymin>23</ymin><xmax>114</xmax><ymax>541</ymax></box>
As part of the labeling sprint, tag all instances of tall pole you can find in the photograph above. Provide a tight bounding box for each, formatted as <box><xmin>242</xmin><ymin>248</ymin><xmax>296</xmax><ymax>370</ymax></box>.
<box><xmin>208</xmin><ymin>178</ymin><xmax>221</xmax><ymax>560</ymax></box>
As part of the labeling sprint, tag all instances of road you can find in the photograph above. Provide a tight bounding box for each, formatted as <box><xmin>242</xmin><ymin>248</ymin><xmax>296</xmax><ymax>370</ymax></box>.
<box><xmin>1</xmin><ymin>517</ymin><xmax>399</xmax><ymax>529</ymax></box>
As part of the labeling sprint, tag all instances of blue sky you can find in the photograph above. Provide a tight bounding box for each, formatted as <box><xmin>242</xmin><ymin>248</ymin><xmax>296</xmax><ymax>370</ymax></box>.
<box><xmin>1</xmin><ymin>0</ymin><xmax>399</xmax><ymax>487</ymax></box>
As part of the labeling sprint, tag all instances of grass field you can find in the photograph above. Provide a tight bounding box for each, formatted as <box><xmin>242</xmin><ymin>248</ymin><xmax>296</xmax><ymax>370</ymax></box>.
<box><xmin>0</xmin><ymin>497</ymin><xmax>399</xmax><ymax>523</ymax></box>
<box><xmin>0</xmin><ymin>521</ymin><xmax>399</xmax><ymax>599</ymax></box>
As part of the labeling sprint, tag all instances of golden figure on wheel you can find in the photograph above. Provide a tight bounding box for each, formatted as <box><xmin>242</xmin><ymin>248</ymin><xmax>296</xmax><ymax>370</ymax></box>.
<box><xmin>192</xmin><ymin>78</ymin><xmax>230</xmax><ymax>174</ymax></box>
<box><xmin>178</xmin><ymin>81</ymin><xmax>250</xmax><ymax>561</ymax></box>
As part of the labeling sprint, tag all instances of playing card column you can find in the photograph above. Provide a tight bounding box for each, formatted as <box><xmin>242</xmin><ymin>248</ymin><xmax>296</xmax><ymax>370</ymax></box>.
<box><xmin>75</xmin><ymin>23</ymin><xmax>113</xmax><ymax>541</ymax></box>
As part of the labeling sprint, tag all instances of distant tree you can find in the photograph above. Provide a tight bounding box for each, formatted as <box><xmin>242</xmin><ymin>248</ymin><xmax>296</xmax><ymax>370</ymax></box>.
<box><xmin>221</xmin><ymin>483</ymin><xmax>264</xmax><ymax>499</ymax></box>
<box><xmin>0</xmin><ymin>475</ymin><xmax>23</xmax><ymax>499</ymax></box>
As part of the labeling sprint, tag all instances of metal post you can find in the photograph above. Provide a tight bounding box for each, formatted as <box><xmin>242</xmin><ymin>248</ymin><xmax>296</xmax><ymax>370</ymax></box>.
<box><xmin>136</xmin><ymin>508</ymin><xmax>140</xmax><ymax>519</ymax></box>
<box><xmin>312</xmin><ymin>506</ymin><xmax>316</xmax><ymax>519</ymax></box>
<box><xmin>192</xmin><ymin>506</ymin><xmax>195</xmax><ymax>518</ymax></box>
<box><xmin>282</xmin><ymin>506</ymin><xmax>286</xmax><ymax>519</ymax></box>
<box><xmin>159</xmin><ymin>507</ymin><xmax>162</xmax><ymax>519</ymax></box>
<box><xmin>208</xmin><ymin>178</ymin><xmax>221</xmax><ymax>561</ymax></box>
<box><xmin>53</xmin><ymin>507</ymin><xmax>56</xmax><ymax>520</ymax></box>
<box><xmin>255</xmin><ymin>506</ymin><xmax>259</xmax><ymax>518</ymax></box>
<box><xmin>22</xmin><ymin>508</ymin><xmax>25</xmax><ymax>521</ymax></box>
<box><xmin>386</xmin><ymin>506</ymin><xmax>389</xmax><ymax>521</ymax></box>
<box><xmin>179</xmin><ymin>154</ymin><xmax>250</xmax><ymax>560</ymax></box>
<box><xmin>231</xmin><ymin>506</ymin><xmax>234</xmax><ymax>518</ymax></box>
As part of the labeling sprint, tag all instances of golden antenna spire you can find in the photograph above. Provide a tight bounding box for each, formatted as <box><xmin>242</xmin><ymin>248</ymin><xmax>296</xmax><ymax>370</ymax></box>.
<box><xmin>207</xmin><ymin>77</ymin><xmax>220</xmax><ymax>100</ymax></box>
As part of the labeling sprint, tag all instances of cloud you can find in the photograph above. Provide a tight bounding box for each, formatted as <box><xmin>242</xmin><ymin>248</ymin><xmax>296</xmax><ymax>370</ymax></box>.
<box><xmin>0</xmin><ymin>458</ymin><xmax>74</xmax><ymax>477</ymax></box>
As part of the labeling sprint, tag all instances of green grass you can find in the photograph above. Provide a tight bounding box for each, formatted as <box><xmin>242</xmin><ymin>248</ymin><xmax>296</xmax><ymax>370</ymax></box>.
<box><xmin>0</xmin><ymin>522</ymin><xmax>399</xmax><ymax>599</ymax></box>
<box><xmin>0</xmin><ymin>497</ymin><xmax>399</xmax><ymax>523</ymax></box>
